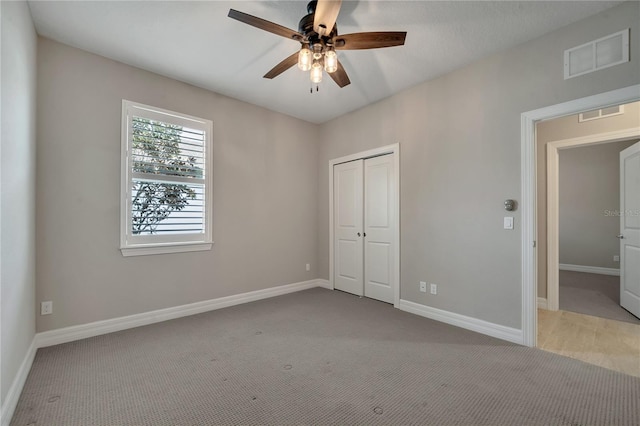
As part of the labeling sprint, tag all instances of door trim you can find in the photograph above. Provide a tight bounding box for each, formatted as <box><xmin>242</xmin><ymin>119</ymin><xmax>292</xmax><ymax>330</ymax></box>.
<box><xmin>329</xmin><ymin>143</ymin><xmax>400</xmax><ymax>307</ymax></box>
<box><xmin>521</xmin><ymin>84</ymin><xmax>640</xmax><ymax>347</ymax></box>
<box><xmin>546</xmin><ymin>129</ymin><xmax>640</xmax><ymax>312</ymax></box>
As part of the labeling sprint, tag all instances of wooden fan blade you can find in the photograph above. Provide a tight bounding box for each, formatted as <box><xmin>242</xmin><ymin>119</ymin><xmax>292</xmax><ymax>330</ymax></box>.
<box><xmin>314</xmin><ymin>0</ymin><xmax>342</xmax><ymax>36</ymax></box>
<box><xmin>334</xmin><ymin>32</ymin><xmax>407</xmax><ymax>50</ymax></box>
<box><xmin>329</xmin><ymin>60</ymin><xmax>351</xmax><ymax>88</ymax></box>
<box><xmin>264</xmin><ymin>52</ymin><xmax>299</xmax><ymax>79</ymax></box>
<box><xmin>228</xmin><ymin>9</ymin><xmax>303</xmax><ymax>41</ymax></box>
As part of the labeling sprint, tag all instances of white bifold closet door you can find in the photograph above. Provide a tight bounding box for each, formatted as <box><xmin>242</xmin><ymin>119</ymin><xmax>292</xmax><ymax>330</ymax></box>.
<box><xmin>334</xmin><ymin>154</ymin><xmax>395</xmax><ymax>304</ymax></box>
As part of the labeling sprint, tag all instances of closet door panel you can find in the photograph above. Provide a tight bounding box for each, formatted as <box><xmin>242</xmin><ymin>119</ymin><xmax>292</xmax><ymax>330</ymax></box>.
<box><xmin>334</xmin><ymin>160</ymin><xmax>364</xmax><ymax>296</ymax></box>
<box><xmin>364</xmin><ymin>154</ymin><xmax>394</xmax><ymax>303</ymax></box>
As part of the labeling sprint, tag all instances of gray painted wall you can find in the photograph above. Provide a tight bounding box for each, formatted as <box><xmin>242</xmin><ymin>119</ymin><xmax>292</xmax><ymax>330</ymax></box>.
<box><xmin>317</xmin><ymin>1</ymin><xmax>640</xmax><ymax>329</ymax></box>
<box><xmin>36</xmin><ymin>39</ymin><xmax>319</xmax><ymax>332</ymax></box>
<box><xmin>536</xmin><ymin>102</ymin><xmax>640</xmax><ymax>298</ymax></box>
<box><xmin>1</xmin><ymin>1</ymin><xmax>37</xmax><ymax>406</ymax></box>
<box><xmin>559</xmin><ymin>140</ymin><xmax>636</xmax><ymax>268</ymax></box>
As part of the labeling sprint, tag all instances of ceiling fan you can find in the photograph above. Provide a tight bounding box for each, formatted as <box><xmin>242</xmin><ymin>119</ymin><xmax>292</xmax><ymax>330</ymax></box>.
<box><xmin>228</xmin><ymin>0</ymin><xmax>407</xmax><ymax>89</ymax></box>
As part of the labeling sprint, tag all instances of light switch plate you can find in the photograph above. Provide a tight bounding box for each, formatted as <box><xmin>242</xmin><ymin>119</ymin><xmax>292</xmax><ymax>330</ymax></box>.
<box><xmin>504</xmin><ymin>217</ymin><xmax>514</xmax><ymax>230</ymax></box>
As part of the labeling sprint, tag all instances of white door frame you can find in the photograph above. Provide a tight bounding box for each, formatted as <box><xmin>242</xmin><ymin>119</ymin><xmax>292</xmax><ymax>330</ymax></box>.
<box><xmin>546</xmin><ymin>129</ymin><xmax>640</xmax><ymax>311</ymax></box>
<box><xmin>329</xmin><ymin>143</ymin><xmax>400</xmax><ymax>307</ymax></box>
<box><xmin>521</xmin><ymin>84</ymin><xmax>640</xmax><ymax>347</ymax></box>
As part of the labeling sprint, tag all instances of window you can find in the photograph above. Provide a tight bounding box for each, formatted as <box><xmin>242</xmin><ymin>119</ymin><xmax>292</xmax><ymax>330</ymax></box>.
<box><xmin>121</xmin><ymin>100</ymin><xmax>212</xmax><ymax>256</ymax></box>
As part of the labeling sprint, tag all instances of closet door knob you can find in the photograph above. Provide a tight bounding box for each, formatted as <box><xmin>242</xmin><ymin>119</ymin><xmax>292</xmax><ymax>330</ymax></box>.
<box><xmin>357</xmin><ymin>232</ymin><xmax>361</xmax><ymax>237</ymax></box>
<box><xmin>617</xmin><ymin>234</ymin><xmax>625</xmax><ymax>239</ymax></box>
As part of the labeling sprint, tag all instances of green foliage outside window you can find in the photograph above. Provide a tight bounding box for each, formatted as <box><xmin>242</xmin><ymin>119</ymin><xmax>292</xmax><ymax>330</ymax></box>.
<box><xmin>131</xmin><ymin>118</ymin><xmax>202</xmax><ymax>235</ymax></box>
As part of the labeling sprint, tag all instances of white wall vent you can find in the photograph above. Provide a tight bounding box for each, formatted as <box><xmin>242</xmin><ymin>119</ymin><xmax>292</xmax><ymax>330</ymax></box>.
<box><xmin>564</xmin><ymin>29</ymin><xmax>629</xmax><ymax>79</ymax></box>
<box><xmin>578</xmin><ymin>105</ymin><xmax>624</xmax><ymax>123</ymax></box>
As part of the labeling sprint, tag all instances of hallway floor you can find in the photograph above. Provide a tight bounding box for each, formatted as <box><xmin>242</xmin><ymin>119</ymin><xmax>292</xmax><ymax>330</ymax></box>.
<box><xmin>559</xmin><ymin>270</ymin><xmax>640</xmax><ymax>324</ymax></box>
<box><xmin>538</xmin><ymin>308</ymin><xmax>640</xmax><ymax>377</ymax></box>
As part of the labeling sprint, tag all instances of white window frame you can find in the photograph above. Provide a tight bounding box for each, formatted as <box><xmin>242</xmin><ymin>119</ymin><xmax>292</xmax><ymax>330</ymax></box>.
<box><xmin>120</xmin><ymin>100</ymin><xmax>213</xmax><ymax>256</ymax></box>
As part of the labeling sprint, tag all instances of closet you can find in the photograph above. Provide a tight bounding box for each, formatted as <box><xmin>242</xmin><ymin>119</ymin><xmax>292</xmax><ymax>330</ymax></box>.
<box><xmin>333</xmin><ymin>153</ymin><xmax>396</xmax><ymax>304</ymax></box>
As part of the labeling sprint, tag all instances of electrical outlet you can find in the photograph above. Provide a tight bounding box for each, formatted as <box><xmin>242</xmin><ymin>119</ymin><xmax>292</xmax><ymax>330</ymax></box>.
<box><xmin>41</xmin><ymin>301</ymin><xmax>53</xmax><ymax>315</ymax></box>
<box><xmin>419</xmin><ymin>281</ymin><xmax>427</xmax><ymax>292</ymax></box>
<box><xmin>613</xmin><ymin>255</ymin><xmax>620</xmax><ymax>262</ymax></box>
<box><xmin>430</xmin><ymin>284</ymin><xmax>437</xmax><ymax>295</ymax></box>
<box><xmin>306</xmin><ymin>263</ymin><xmax>310</xmax><ymax>271</ymax></box>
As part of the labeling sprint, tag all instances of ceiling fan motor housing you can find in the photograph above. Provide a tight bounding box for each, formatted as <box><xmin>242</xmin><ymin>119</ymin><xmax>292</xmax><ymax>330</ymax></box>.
<box><xmin>299</xmin><ymin>1</ymin><xmax>337</xmax><ymax>46</ymax></box>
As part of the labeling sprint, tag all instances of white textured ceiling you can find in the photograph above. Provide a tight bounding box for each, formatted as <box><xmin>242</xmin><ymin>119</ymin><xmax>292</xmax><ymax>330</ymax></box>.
<box><xmin>28</xmin><ymin>1</ymin><xmax>622</xmax><ymax>123</ymax></box>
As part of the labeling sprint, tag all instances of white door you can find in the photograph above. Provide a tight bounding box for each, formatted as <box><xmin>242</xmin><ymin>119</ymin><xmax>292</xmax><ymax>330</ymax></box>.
<box><xmin>620</xmin><ymin>141</ymin><xmax>640</xmax><ymax>319</ymax></box>
<box><xmin>364</xmin><ymin>155</ymin><xmax>395</xmax><ymax>303</ymax></box>
<box><xmin>334</xmin><ymin>160</ymin><xmax>364</xmax><ymax>296</ymax></box>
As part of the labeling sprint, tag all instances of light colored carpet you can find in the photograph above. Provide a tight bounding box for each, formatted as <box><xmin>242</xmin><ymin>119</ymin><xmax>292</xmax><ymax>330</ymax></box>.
<box><xmin>11</xmin><ymin>288</ymin><xmax>640</xmax><ymax>425</ymax></box>
<box><xmin>560</xmin><ymin>270</ymin><xmax>640</xmax><ymax>324</ymax></box>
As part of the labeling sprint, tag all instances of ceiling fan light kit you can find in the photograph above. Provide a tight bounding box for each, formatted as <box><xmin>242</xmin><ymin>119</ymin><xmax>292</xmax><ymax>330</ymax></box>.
<box><xmin>311</xmin><ymin>59</ymin><xmax>324</xmax><ymax>84</ymax></box>
<box><xmin>324</xmin><ymin>47</ymin><xmax>338</xmax><ymax>74</ymax></box>
<box><xmin>228</xmin><ymin>0</ymin><xmax>407</xmax><ymax>90</ymax></box>
<box><xmin>298</xmin><ymin>44</ymin><xmax>312</xmax><ymax>71</ymax></box>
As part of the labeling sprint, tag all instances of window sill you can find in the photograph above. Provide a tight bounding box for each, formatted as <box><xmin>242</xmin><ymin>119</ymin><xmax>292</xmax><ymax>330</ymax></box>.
<box><xmin>120</xmin><ymin>242</ymin><xmax>212</xmax><ymax>257</ymax></box>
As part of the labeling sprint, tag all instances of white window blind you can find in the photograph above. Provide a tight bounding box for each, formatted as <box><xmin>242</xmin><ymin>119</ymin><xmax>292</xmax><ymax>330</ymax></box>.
<box><xmin>121</xmin><ymin>101</ymin><xmax>213</xmax><ymax>256</ymax></box>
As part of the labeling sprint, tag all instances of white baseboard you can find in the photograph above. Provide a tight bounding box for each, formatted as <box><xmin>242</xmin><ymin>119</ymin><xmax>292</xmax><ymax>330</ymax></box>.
<box><xmin>316</xmin><ymin>279</ymin><xmax>332</xmax><ymax>289</ymax></box>
<box><xmin>398</xmin><ymin>299</ymin><xmax>524</xmax><ymax>345</ymax></box>
<box><xmin>537</xmin><ymin>297</ymin><xmax>548</xmax><ymax>310</ymax></box>
<box><xmin>559</xmin><ymin>263</ymin><xmax>620</xmax><ymax>276</ymax></box>
<box><xmin>1</xmin><ymin>339</ymin><xmax>37</xmax><ymax>426</ymax></box>
<box><xmin>36</xmin><ymin>278</ymin><xmax>326</xmax><ymax>348</ymax></box>
<box><xmin>1</xmin><ymin>279</ymin><xmax>326</xmax><ymax>425</ymax></box>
